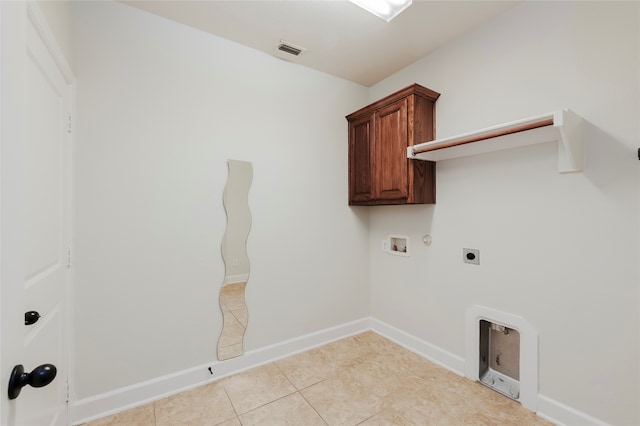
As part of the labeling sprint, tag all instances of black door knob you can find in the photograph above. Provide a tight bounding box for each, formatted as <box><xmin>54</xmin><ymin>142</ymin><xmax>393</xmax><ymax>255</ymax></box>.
<box><xmin>24</xmin><ymin>311</ymin><xmax>40</xmax><ymax>325</ymax></box>
<box><xmin>8</xmin><ymin>364</ymin><xmax>57</xmax><ymax>400</ymax></box>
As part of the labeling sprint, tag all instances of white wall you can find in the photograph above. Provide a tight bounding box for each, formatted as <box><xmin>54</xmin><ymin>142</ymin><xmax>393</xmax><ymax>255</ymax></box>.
<box><xmin>368</xmin><ymin>1</ymin><xmax>639</xmax><ymax>424</ymax></box>
<box><xmin>72</xmin><ymin>1</ymin><xmax>369</xmax><ymax>399</ymax></box>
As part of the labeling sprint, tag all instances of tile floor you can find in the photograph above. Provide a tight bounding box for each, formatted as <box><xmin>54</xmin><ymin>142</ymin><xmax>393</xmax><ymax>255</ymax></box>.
<box><xmin>86</xmin><ymin>331</ymin><xmax>552</xmax><ymax>426</ymax></box>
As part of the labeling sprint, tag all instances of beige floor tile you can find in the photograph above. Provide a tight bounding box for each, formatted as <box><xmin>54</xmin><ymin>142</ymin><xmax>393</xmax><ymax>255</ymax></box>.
<box><xmin>274</xmin><ymin>332</ymin><xmax>401</xmax><ymax>392</ymax></box>
<box><xmin>223</xmin><ymin>362</ymin><xmax>296</xmax><ymax>414</ymax></box>
<box><xmin>386</xmin><ymin>370</ymin><xmax>552</xmax><ymax>426</ymax></box>
<box><xmin>84</xmin><ymin>403</ymin><xmax>155</xmax><ymax>426</ymax></box>
<box><xmin>277</xmin><ymin>334</ymin><xmax>377</xmax><ymax>390</ymax></box>
<box><xmin>437</xmin><ymin>372</ymin><xmax>550</xmax><ymax>426</ymax></box>
<box><xmin>301</xmin><ymin>377</ymin><xmax>384</xmax><ymax>426</ymax></box>
<box><xmin>358</xmin><ymin>407</ymin><xmax>413</xmax><ymax>426</ymax></box>
<box><xmin>239</xmin><ymin>392</ymin><xmax>327</xmax><ymax>426</ymax></box>
<box><xmin>378</xmin><ymin>344</ymin><xmax>450</xmax><ymax>381</ymax></box>
<box><xmin>453</xmin><ymin>406</ymin><xmax>549</xmax><ymax>426</ymax></box>
<box><xmin>318</xmin><ymin>335</ymin><xmax>374</xmax><ymax>369</ymax></box>
<box><xmin>334</xmin><ymin>352</ymin><xmax>414</xmax><ymax>399</ymax></box>
<box><xmin>431</xmin><ymin>372</ymin><xmax>509</xmax><ymax>417</ymax></box>
<box><xmin>386</xmin><ymin>381</ymin><xmax>458</xmax><ymax>425</ymax></box>
<box><xmin>275</xmin><ymin>346</ymin><xmax>337</xmax><ymax>390</ymax></box>
<box><xmin>216</xmin><ymin>418</ymin><xmax>242</xmax><ymax>426</ymax></box>
<box><xmin>154</xmin><ymin>381</ymin><xmax>236</xmax><ymax>426</ymax></box>
<box><xmin>351</xmin><ymin>330</ymin><xmax>398</xmax><ymax>351</ymax></box>
<box><xmin>352</xmin><ymin>332</ymin><xmax>450</xmax><ymax>381</ymax></box>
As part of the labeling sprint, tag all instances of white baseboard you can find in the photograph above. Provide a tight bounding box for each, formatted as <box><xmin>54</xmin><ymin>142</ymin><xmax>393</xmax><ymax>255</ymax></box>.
<box><xmin>71</xmin><ymin>317</ymin><xmax>371</xmax><ymax>425</ymax></box>
<box><xmin>72</xmin><ymin>317</ymin><xmax>607</xmax><ymax>426</ymax></box>
<box><xmin>536</xmin><ymin>394</ymin><xmax>608</xmax><ymax>426</ymax></box>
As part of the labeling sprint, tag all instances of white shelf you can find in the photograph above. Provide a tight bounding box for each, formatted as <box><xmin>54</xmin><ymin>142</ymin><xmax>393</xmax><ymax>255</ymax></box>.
<box><xmin>407</xmin><ymin>109</ymin><xmax>583</xmax><ymax>173</ymax></box>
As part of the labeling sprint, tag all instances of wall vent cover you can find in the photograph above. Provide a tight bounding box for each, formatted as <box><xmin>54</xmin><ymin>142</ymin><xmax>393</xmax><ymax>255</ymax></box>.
<box><xmin>278</xmin><ymin>40</ymin><xmax>306</xmax><ymax>56</ymax></box>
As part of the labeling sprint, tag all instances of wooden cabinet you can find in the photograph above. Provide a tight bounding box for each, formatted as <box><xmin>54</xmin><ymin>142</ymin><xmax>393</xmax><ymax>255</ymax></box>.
<box><xmin>346</xmin><ymin>83</ymin><xmax>440</xmax><ymax>205</ymax></box>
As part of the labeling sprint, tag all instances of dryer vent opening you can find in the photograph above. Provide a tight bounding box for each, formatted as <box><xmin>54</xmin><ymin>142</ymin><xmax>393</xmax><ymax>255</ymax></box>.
<box><xmin>479</xmin><ymin>320</ymin><xmax>520</xmax><ymax>400</ymax></box>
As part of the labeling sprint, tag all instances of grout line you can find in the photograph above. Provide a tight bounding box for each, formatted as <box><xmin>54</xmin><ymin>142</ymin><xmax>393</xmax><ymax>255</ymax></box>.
<box><xmin>297</xmin><ymin>390</ymin><xmax>330</xmax><ymax>426</ymax></box>
<box><xmin>272</xmin><ymin>361</ymin><xmax>295</xmax><ymax>388</ymax></box>
<box><xmin>354</xmin><ymin>411</ymin><xmax>379</xmax><ymax>425</ymax></box>
<box><xmin>234</xmin><ymin>387</ymin><xmax>300</xmax><ymax>421</ymax></box>
<box><xmin>221</xmin><ymin>381</ymin><xmax>241</xmax><ymax>422</ymax></box>
<box><xmin>224</xmin><ymin>362</ymin><xmax>300</xmax><ymax>418</ymax></box>
<box><xmin>152</xmin><ymin>401</ymin><xmax>158</xmax><ymax>426</ymax></box>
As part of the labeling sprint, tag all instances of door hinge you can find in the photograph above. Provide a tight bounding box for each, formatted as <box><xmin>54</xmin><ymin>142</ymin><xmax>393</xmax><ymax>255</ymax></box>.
<box><xmin>67</xmin><ymin>114</ymin><xmax>72</xmax><ymax>134</ymax></box>
<box><xmin>66</xmin><ymin>380</ymin><xmax>70</xmax><ymax>403</ymax></box>
<box><xmin>67</xmin><ymin>248</ymin><xmax>71</xmax><ymax>268</ymax></box>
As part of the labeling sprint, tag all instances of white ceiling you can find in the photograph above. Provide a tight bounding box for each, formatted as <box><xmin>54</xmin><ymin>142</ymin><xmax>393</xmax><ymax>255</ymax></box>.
<box><xmin>121</xmin><ymin>1</ymin><xmax>518</xmax><ymax>87</ymax></box>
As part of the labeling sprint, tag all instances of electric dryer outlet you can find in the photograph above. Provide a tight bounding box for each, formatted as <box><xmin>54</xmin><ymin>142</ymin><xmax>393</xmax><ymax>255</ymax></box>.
<box><xmin>463</xmin><ymin>248</ymin><xmax>480</xmax><ymax>265</ymax></box>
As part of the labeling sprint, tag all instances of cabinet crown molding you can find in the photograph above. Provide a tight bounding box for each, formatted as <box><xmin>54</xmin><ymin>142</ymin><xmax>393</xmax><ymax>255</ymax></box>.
<box><xmin>346</xmin><ymin>83</ymin><xmax>440</xmax><ymax>121</ymax></box>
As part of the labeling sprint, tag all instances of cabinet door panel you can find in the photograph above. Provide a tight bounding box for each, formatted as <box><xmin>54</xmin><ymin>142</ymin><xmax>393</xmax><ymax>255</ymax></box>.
<box><xmin>375</xmin><ymin>99</ymin><xmax>408</xmax><ymax>200</ymax></box>
<box><xmin>349</xmin><ymin>115</ymin><xmax>374</xmax><ymax>203</ymax></box>
<box><xmin>346</xmin><ymin>83</ymin><xmax>439</xmax><ymax>206</ymax></box>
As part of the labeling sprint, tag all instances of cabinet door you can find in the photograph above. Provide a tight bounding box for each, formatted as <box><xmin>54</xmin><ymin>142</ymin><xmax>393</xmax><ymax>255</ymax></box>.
<box><xmin>348</xmin><ymin>114</ymin><xmax>374</xmax><ymax>203</ymax></box>
<box><xmin>375</xmin><ymin>98</ymin><xmax>408</xmax><ymax>200</ymax></box>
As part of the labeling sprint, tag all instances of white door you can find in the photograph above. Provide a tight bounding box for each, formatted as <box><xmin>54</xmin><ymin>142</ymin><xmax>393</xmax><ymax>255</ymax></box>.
<box><xmin>1</xmin><ymin>3</ymin><xmax>73</xmax><ymax>425</ymax></box>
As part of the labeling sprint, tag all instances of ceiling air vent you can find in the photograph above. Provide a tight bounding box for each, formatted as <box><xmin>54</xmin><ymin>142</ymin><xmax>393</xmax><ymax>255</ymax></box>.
<box><xmin>277</xmin><ymin>40</ymin><xmax>306</xmax><ymax>57</ymax></box>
